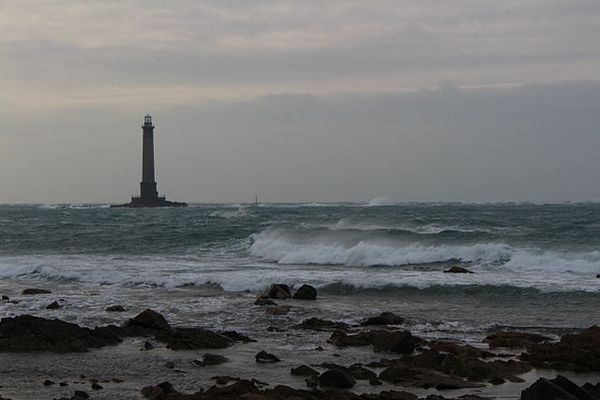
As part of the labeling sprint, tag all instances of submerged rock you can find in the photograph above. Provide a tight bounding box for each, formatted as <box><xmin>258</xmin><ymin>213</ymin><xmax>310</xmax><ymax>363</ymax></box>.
<box><xmin>292</xmin><ymin>284</ymin><xmax>317</xmax><ymax>300</ymax></box>
<box><xmin>265</xmin><ymin>305</ymin><xmax>291</xmax><ymax>315</ymax></box>
<box><xmin>106</xmin><ymin>305</ymin><xmax>126</xmax><ymax>312</ymax></box>
<box><xmin>443</xmin><ymin>266</ymin><xmax>474</xmax><ymax>274</ymax></box>
<box><xmin>254</xmin><ymin>297</ymin><xmax>277</xmax><ymax>306</ymax></box>
<box><xmin>163</xmin><ymin>328</ymin><xmax>234</xmax><ymax>350</ymax></box>
<box><xmin>0</xmin><ymin>315</ymin><xmax>120</xmax><ymax>352</ymax></box>
<box><xmin>21</xmin><ymin>288</ymin><xmax>51</xmax><ymax>295</ymax></box>
<box><xmin>46</xmin><ymin>301</ymin><xmax>62</xmax><ymax>310</ymax></box>
<box><xmin>360</xmin><ymin>312</ymin><xmax>405</xmax><ymax>326</ymax></box>
<box><xmin>193</xmin><ymin>353</ymin><xmax>229</xmax><ymax>366</ymax></box>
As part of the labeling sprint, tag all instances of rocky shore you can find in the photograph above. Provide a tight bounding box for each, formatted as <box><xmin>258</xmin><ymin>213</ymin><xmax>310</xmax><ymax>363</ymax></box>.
<box><xmin>1</xmin><ymin>284</ymin><xmax>600</xmax><ymax>400</ymax></box>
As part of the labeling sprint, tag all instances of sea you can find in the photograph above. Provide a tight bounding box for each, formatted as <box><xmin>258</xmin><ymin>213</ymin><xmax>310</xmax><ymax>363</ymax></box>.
<box><xmin>1</xmin><ymin>201</ymin><xmax>600</xmax><ymax>399</ymax></box>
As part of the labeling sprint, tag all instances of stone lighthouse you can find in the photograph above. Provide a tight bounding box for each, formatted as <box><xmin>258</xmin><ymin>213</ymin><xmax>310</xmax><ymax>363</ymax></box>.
<box><xmin>114</xmin><ymin>115</ymin><xmax>187</xmax><ymax>207</ymax></box>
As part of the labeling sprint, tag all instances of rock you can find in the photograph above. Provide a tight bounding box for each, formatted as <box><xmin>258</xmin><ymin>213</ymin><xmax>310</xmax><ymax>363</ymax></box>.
<box><xmin>91</xmin><ymin>382</ymin><xmax>102</xmax><ymax>390</ymax></box>
<box><xmin>266</xmin><ymin>326</ymin><xmax>285</xmax><ymax>332</ymax></box>
<box><xmin>0</xmin><ymin>315</ymin><xmax>120</xmax><ymax>352</ymax></box>
<box><xmin>193</xmin><ymin>353</ymin><xmax>229</xmax><ymax>366</ymax></box>
<box><xmin>373</xmin><ymin>331</ymin><xmax>425</xmax><ymax>354</ymax></box>
<box><xmin>112</xmin><ymin>378</ymin><xmax>124</xmax><ymax>383</ymax></box>
<box><xmin>485</xmin><ymin>331</ymin><xmax>551</xmax><ymax>348</ymax></box>
<box><xmin>163</xmin><ymin>327</ymin><xmax>234</xmax><ymax>350</ymax></box>
<box><xmin>106</xmin><ymin>305</ymin><xmax>125</xmax><ymax>312</ymax></box>
<box><xmin>361</xmin><ymin>312</ymin><xmax>405</xmax><ymax>326</ymax></box>
<box><xmin>60</xmin><ymin>382</ymin><xmax>69</xmax><ymax>386</ymax></box>
<box><xmin>21</xmin><ymin>288</ymin><xmax>51</xmax><ymax>295</ymax></box>
<box><xmin>292</xmin><ymin>284</ymin><xmax>317</xmax><ymax>300</ymax></box>
<box><xmin>46</xmin><ymin>301</ymin><xmax>62</xmax><ymax>310</ymax></box>
<box><xmin>290</xmin><ymin>365</ymin><xmax>319</xmax><ymax>377</ymax></box>
<box><xmin>1</xmin><ymin>296</ymin><xmax>8</xmax><ymax>301</ymax></box>
<box><xmin>144</xmin><ymin>341</ymin><xmax>154</xmax><ymax>350</ymax></box>
<box><xmin>72</xmin><ymin>391</ymin><xmax>89</xmax><ymax>399</ymax></box>
<box><xmin>260</xmin><ymin>284</ymin><xmax>292</xmax><ymax>300</ymax></box>
<box><xmin>265</xmin><ymin>305</ymin><xmax>291</xmax><ymax>315</ymax></box>
<box><xmin>219</xmin><ymin>330</ymin><xmax>255</xmax><ymax>343</ymax></box>
<box><xmin>122</xmin><ymin>309</ymin><xmax>172</xmax><ymax>335</ymax></box>
<box><xmin>165</xmin><ymin>361</ymin><xmax>175</xmax><ymax>369</ymax></box>
<box><xmin>443</xmin><ymin>266</ymin><xmax>474</xmax><ymax>273</ymax></box>
<box><xmin>521</xmin><ymin>376</ymin><xmax>581</xmax><ymax>400</ymax></box>
<box><xmin>489</xmin><ymin>377</ymin><xmax>505</xmax><ymax>385</ymax></box>
<box><xmin>305</xmin><ymin>375</ymin><xmax>319</xmax><ymax>388</ymax></box>
<box><xmin>329</xmin><ymin>330</ymin><xmax>378</xmax><ymax>347</ymax></box>
<box><xmin>293</xmin><ymin>318</ymin><xmax>350</xmax><ymax>331</ymax></box>
<box><xmin>255</xmin><ymin>350</ymin><xmax>280</xmax><ymax>363</ymax></box>
<box><xmin>254</xmin><ymin>298</ymin><xmax>276</xmax><ymax>306</ymax></box>
<box><xmin>521</xmin><ymin>325</ymin><xmax>600</xmax><ymax>371</ymax></box>
<box><xmin>43</xmin><ymin>379</ymin><xmax>55</xmax><ymax>386</ymax></box>
<box><xmin>318</xmin><ymin>368</ymin><xmax>356</xmax><ymax>389</ymax></box>
<box><xmin>596</xmin><ymin>274</ymin><xmax>600</xmax><ymax>278</ymax></box>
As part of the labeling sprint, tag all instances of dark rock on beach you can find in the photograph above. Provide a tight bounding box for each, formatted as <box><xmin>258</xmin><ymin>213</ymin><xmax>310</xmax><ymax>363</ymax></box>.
<box><xmin>122</xmin><ymin>309</ymin><xmax>173</xmax><ymax>336</ymax></box>
<box><xmin>485</xmin><ymin>331</ymin><xmax>551</xmax><ymax>349</ymax></box>
<box><xmin>293</xmin><ymin>284</ymin><xmax>317</xmax><ymax>300</ymax></box>
<box><xmin>443</xmin><ymin>266</ymin><xmax>474</xmax><ymax>274</ymax></box>
<box><xmin>329</xmin><ymin>329</ymin><xmax>424</xmax><ymax>354</ymax></box>
<box><xmin>293</xmin><ymin>317</ymin><xmax>350</xmax><ymax>331</ymax></box>
<box><xmin>521</xmin><ymin>375</ymin><xmax>600</xmax><ymax>400</ymax></box>
<box><xmin>319</xmin><ymin>369</ymin><xmax>356</xmax><ymax>389</ymax></box>
<box><xmin>21</xmin><ymin>288</ymin><xmax>51</xmax><ymax>295</ymax></box>
<box><xmin>361</xmin><ymin>312</ymin><xmax>405</xmax><ymax>326</ymax></box>
<box><xmin>291</xmin><ymin>365</ymin><xmax>319</xmax><ymax>377</ymax></box>
<box><xmin>1</xmin><ymin>295</ymin><xmax>8</xmax><ymax>301</ymax></box>
<box><xmin>256</xmin><ymin>350</ymin><xmax>280</xmax><ymax>363</ymax></box>
<box><xmin>0</xmin><ymin>315</ymin><xmax>120</xmax><ymax>352</ymax></box>
<box><xmin>163</xmin><ymin>328</ymin><xmax>234</xmax><ymax>350</ymax></box>
<box><xmin>521</xmin><ymin>325</ymin><xmax>600</xmax><ymax>371</ymax></box>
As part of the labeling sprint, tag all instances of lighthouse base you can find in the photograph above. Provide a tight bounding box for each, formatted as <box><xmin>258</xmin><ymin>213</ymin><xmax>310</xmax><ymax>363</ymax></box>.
<box><xmin>111</xmin><ymin>196</ymin><xmax>188</xmax><ymax>208</ymax></box>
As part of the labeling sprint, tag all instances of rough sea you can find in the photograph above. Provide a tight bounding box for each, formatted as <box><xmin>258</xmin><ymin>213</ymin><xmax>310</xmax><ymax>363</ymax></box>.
<box><xmin>2</xmin><ymin>202</ymin><xmax>600</xmax><ymax>399</ymax></box>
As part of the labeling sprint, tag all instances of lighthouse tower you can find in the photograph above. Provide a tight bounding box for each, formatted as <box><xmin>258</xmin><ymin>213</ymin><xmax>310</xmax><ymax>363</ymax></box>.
<box><xmin>114</xmin><ymin>115</ymin><xmax>187</xmax><ymax>207</ymax></box>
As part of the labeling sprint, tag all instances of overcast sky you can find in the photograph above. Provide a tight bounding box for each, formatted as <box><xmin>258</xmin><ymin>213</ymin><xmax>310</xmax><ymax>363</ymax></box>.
<box><xmin>1</xmin><ymin>0</ymin><xmax>600</xmax><ymax>203</ymax></box>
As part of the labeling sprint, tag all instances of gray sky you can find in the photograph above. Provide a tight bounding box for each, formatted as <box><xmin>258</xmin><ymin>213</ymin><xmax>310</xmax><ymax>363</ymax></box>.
<box><xmin>1</xmin><ymin>0</ymin><xmax>600</xmax><ymax>203</ymax></box>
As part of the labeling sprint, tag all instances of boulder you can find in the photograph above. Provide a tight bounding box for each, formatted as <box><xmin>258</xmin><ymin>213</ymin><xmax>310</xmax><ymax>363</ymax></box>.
<box><xmin>361</xmin><ymin>312</ymin><xmax>405</xmax><ymax>326</ymax></box>
<box><xmin>21</xmin><ymin>288</ymin><xmax>51</xmax><ymax>295</ymax></box>
<box><xmin>260</xmin><ymin>284</ymin><xmax>291</xmax><ymax>300</ymax></box>
<box><xmin>219</xmin><ymin>330</ymin><xmax>255</xmax><ymax>343</ymax></box>
<box><xmin>485</xmin><ymin>331</ymin><xmax>551</xmax><ymax>348</ymax></box>
<box><xmin>255</xmin><ymin>350</ymin><xmax>280</xmax><ymax>363</ymax></box>
<box><xmin>122</xmin><ymin>309</ymin><xmax>172</xmax><ymax>335</ymax></box>
<box><xmin>318</xmin><ymin>369</ymin><xmax>356</xmax><ymax>389</ymax></box>
<box><xmin>292</xmin><ymin>284</ymin><xmax>317</xmax><ymax>300</ymax></box>
<box><xmin>290</xmin><ymin>365</ymin><xmax>319</xmax><ymax>377</ymax></box>
<box><xmin>0</xmin><ymin>315</ymin><xmax>120</xmax><ymax>352</ymax></box>
<box><xmin>1</xmin><ymin>295</ymin><xmax>9</xmax><ymax>301</ymax></box>
<box><xmin>293</xmin><ymin>318</ymin><xmax>350</xmax><ymax>332</ymax></box>
<box><xmin>106</xmin><ymin>305</ymin><xmax>126</xmax><ymax>312</ymax></box>
<box><xmin>443</xmin><ymin>266</ymin><xmax>474</xmax><ymax>274</ymax></box>
<box><xmin>329</xmin><ymin>330</ymin><xmax>378</xmax><ymax>347</ymax></box>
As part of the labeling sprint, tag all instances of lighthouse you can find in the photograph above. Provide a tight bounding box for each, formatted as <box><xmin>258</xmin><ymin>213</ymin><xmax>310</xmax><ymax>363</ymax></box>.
<box><xmin>113</xmin><ymin>115</ymin><xmax>187</xmax><ymax>207</ymax></box>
